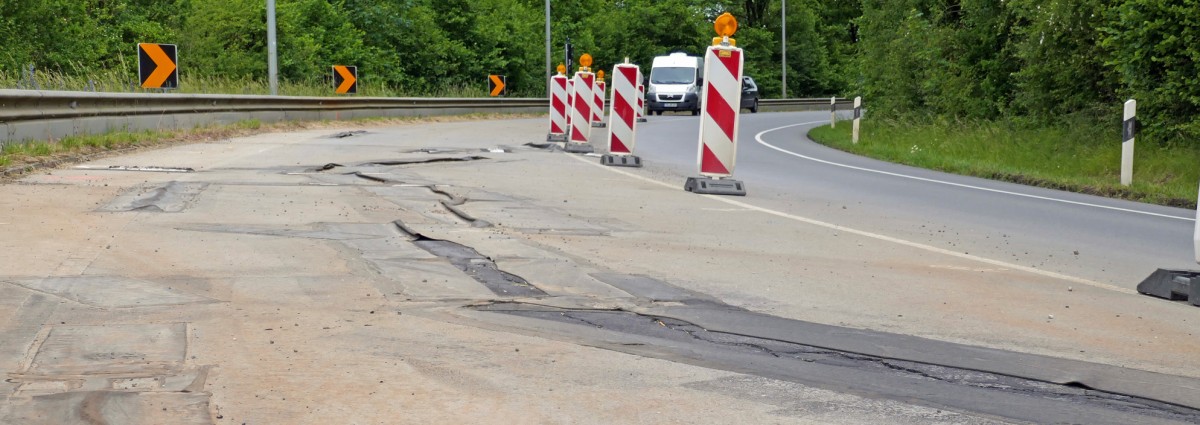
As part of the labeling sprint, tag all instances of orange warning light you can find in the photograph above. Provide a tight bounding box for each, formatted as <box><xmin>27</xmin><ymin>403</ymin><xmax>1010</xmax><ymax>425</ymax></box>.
<box><xmin>597</xmin><ymin>70</ymin><xmax>605</xmax><ymax>81</ymax></box>
<box><xmin>714</xmin><ymin>13</ymin><xmax>738</xmax><ymax>38</ymax></box>
<box><xmin>556</xmin><ymin>63</ymin><xmax>566</xmax><ymax>75</ymax></box>
<box><xmin>580</xmin><ymin>54</ymin><xmax>593</xmax><ymax>68</ymax></box>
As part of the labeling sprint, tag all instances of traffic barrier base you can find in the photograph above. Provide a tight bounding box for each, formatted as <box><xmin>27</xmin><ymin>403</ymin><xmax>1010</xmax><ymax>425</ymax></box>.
<box><xmin>564</xmin><ymin>143</ymin><xmax>595</xmax><ymax>154</ymax></box>
<box><xmin>600</xmin><ymin>154</ymin><xmax>642</xmax><ymax>168</ymax></box>
<box><xmin>684</xmin><ymin>176</ymin><xmax>746</xmax><ymax>196</ymax></box>
<box><xmin>1137</xmin><ymin>268</ymin><xmax>1200</xmax><ymax>307</ymax></box>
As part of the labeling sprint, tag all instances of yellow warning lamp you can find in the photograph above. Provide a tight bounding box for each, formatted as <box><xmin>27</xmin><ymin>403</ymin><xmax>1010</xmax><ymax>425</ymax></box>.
<box><xmin>579</xmin><ymin>53</ymin><xmax>593</xmax><ymax>72</ymax></box>
<box><xmin>597</xmin><ymin>70</ymin><xmax>605</xmax><ymax>81</ymax></box>
<box><xmin>556</xmin><ymin>63</ymin><xmax>566</xmax><ymax>75</ymax></box>
<box><xmin>713</xmin><ymin>13</ymin><xmax>738</xmax><ymax>47</ymax></box>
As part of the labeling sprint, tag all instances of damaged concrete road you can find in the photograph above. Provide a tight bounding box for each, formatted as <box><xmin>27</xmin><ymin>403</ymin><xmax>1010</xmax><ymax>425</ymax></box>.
<box><xmin>2</xmin><ymin>116</ymin><xmax>1200</xmax><ymax>424</ymax></box>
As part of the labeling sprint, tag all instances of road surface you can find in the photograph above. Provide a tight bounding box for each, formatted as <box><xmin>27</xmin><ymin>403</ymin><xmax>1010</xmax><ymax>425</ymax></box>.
<box><xmin>1</xmin><ymin>113</ymin><xmax>1198</xmax><ymax>424</ymax></box>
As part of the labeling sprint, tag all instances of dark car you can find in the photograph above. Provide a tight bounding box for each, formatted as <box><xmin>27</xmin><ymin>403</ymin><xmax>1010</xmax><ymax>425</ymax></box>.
<box><xmin>741</xmin><ymin>76</ymin><xmax>760</xmax><ymax>113</ymax></box>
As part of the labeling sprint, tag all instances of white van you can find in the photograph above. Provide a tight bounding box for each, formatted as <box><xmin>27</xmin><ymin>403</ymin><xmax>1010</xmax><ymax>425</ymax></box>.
<box><xmin>647</xmin><ymin>52</ymin><xmax>703</xmax><ymax>115</ymax></box>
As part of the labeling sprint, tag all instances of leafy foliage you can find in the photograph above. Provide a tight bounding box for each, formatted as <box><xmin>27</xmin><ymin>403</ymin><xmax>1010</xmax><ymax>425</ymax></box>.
<box><xmin>0</xmin><ymin>0</ymin><xmax>1197</xmax><ymax>145</ymax></box>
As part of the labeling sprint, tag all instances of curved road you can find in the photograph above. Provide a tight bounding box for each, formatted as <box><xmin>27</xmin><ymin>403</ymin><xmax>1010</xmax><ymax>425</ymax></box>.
<box><xmin>631</xmin><ymin>111</ymin><xmax>1195</xmax><ymax>290</ymax></box>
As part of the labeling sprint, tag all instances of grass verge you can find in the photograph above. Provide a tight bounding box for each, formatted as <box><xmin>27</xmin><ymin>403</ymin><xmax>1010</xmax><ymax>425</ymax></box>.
<box><xmin>807</xmin><ymin>116</ymin><xmax>1200</xmax><ymax>209</ymax></box>
<box><xmin>0</xmin><ymin>112</ymin><xmax>541</xmax><ymax>181</ymax></box>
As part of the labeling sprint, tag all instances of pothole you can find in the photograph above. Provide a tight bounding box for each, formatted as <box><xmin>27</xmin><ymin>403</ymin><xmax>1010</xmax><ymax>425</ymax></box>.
<box><xmin>329</xmin><ymin>130</ymin><xmax>368</xmax><ymax>138</ymax></box>
<box><xmin>394</xmin><ymin>221</ymin><xmax>544</xmax><ymax>297</ymax></box>
<box><xmin>98</xmin><ymin>182</ymin><xmax>207</xmax><ymax>213</ymax></box>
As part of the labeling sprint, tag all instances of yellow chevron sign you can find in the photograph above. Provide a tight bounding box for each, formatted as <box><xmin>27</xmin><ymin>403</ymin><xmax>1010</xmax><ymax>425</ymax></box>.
<box><xmin>138</xmin><ymin>43</ymin><xmax>178</xmax><ymax>89</ymax></box>
<box><xmin>333</xmin><ymin>65</ymin><xmax>358</xmax><ymax>94</ymax></box>
<box><xmin>489</xmin><ymin>75</ymin><xmax>507</xmax><ymax>97</ymax></box>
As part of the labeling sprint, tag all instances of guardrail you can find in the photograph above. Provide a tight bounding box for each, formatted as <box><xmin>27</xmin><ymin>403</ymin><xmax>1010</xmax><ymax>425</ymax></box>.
<box><xmin>760</xmin><ymin>98</ymin><xmax>853</xmax><ymax>110</ymax></box>
<box><xmin>0</xmin><ymin>90</ymin><xmax>850</xmax><ymax>145</ymax></box>
<box><xmin>0</xmin><ymin>90</ymin><xmax>548</xmax><ymax>145</ymax></box>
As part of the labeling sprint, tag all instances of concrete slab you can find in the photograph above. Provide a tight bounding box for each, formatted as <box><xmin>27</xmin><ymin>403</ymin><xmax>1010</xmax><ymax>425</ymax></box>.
<box><xmin>25</xmin><ymin>323</ymin><xmax>187</xmax><ymax>376</ymax></box>
<box><xmin>6</xmin><ymin>276</ymin><xmax>215</xmax><ymax>308</ymax></box>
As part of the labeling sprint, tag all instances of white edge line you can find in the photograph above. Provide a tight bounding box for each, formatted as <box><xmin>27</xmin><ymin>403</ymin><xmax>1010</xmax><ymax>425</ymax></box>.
<box><xmin>756</xmin><ymin>122</ymin><xmax>1194</xmax><ymax>222</ymax></box>
<box><xmin>562</xmin><ymin>131</ymin><xmax>1136</xmax><ymax>295</ymax></box>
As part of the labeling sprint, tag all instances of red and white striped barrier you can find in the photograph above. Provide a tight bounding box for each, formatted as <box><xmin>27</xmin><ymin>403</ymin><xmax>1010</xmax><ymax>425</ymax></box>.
<box><xmin>636</xmin><ymin>83</ymin><xmax>647</xmax><ymax>123</ymax></box>
<box><xmin>602</xmin><ymin>61</ymin><xmax>642</xmax><ymax>167</ymax></box>
<box><xmin>566</xmin><ymin>79</ymin><xmax>574</xmax><ymax>127</ymax></box>
<box><xmin>547</xmin><ymin>73</ymin><xmax>568</xmax><ymax>141</ymax></box>
<box><xmin>685</xmin><ymin>13</ymin><xmax>746</xmax><ymax>196</ymax></box>
<box><xmin>591</xmin><ymin>80</ymin><xmax>607</xmax><ymax>128</ymax></box>
<box><xmin>566</xmin><ymin>69</ymin><xmax>595</xmax><ymax>153</ymax></box>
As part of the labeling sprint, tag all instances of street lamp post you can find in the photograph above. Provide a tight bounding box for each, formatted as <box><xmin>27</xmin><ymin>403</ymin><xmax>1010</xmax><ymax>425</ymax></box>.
<box><xmin>781</xmin><ymin>0</ymin><xmax>787</xmax><ymax>98</ymax></box>
<box><xmin>267</xmin><ymin>0</ymin><xmax>278</xmax><ymax>96</ymax></box>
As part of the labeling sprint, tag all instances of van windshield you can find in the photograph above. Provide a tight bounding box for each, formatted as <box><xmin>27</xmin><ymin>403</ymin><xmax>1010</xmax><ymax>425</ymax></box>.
<box><xmin>651</xmin><ymin>67</ymin><xmax>695</xmax><ymax>85</ymax></box>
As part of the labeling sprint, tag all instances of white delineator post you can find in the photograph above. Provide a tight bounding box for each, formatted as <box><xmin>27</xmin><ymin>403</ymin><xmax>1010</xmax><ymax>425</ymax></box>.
<box><xmin>547</xmin><ymin>73</ymin><xmax>569</xmax><ymax>141</ymax></box>
<box><xmin>592</xmin><ymin>80</ymin><xmax>607</xmax><ymax>127</ymax></box>
<box><xmin>1194</xmin><ymin>183</ymin><xmax>1200</xmax><ymax>264</ymax></box>
<box><xmin>684</xmin><ymin>13</ymin><xmax>747</xmax><ymax>196</ymax></box>
<box><xmin>830</xmin><ymin>96</ymin><xmax>837</xmax><ymax>128</ymax></box>
<box><xmin>602</xmin><ymin>61</ymin><xmax>642</xmax><ymax>167</ymax></box>
<box><xmin>566</xmin><ymin>69</ymin><xmax>595</xmax><ymax>153</ymax></box>
<box><xmin>852</xmin><ymin>96</ymin><xmax>862</xmax><ymax>144</ymax></box>
<box><xmin>1122</xmin><ymin>99</ymin><xmax>1136</xmax><ymax>186</ymax></box>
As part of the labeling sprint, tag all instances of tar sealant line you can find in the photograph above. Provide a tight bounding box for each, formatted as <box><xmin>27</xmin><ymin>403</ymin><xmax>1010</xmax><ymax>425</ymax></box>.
<box><xmin>563</xmin><ymin>150</ymin><xmax>1135</xmax><ymax>295</ymax></box>
<box><xmin>756</xmin><ymin>121</ymin><xmax>1193</xmax><ymax>222</ymax></box>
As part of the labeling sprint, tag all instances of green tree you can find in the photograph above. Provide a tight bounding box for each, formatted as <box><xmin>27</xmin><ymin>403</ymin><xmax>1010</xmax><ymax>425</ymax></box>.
<box><xmin>1105</xmin><ymin>0</ymin><xmax>1200</xmax><ymax>146</ymax></box>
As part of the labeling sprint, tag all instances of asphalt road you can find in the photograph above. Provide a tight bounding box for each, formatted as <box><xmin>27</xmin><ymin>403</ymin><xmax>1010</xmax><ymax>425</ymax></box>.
<box><xmin>634</xmin><ymin>111</ymin><xmax>1197</xmax><ymax>289</ymax></box>
<box><xmin>3</xmin><ymin>113</ymin><xmax>1200</xmax><ymax>424</ymax></box>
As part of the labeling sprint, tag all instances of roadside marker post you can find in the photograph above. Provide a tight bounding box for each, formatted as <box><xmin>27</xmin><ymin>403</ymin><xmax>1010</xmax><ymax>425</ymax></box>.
<box><xmin>636</xmin><ymin>83</ymin><xmax>647</xmax><ymax>123</ymax></box>
<box><xmin>566</xmin><ymin>54</ymin><xmax>596</xmax><ymax>154</ymax></box>
<box><xmin>602</xmin><ymin>60</ymin><xmax>643</xmax><ymax>167</ymax></box>
<box><xmin>684</xmin><ymin>13</ymin><xmax>747</xmax><ymax>196</ymax></box>
<box><xmin>547</xmin><ymin>64</ymin><xmax>569</xmax><ymax>142</ymax></box>
<box><xmin>830</xmin><ymin>97</ymin><xmax>837</xmax><ymax>128</ymax></box>
<box><xmin>592</xmin><ymin>70</ymin><xmax>607</xmax><ymax>128</ymax></box>
<box><xmin>852</xmin><ymin>96</ymin><xmax>862</xmax><ymax>144</ymax></box>
<box><xmin>1122</xmin><ymin>99</ymin><xmax>1136</xmax><ymax>186</ymax></box>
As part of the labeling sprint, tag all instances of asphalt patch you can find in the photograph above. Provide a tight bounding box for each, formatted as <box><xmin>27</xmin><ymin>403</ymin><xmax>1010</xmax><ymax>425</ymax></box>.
<box><xmin>474</xmin><ymin>302</ymin><xmax>1200</xmax><ymax>424</ymax></box>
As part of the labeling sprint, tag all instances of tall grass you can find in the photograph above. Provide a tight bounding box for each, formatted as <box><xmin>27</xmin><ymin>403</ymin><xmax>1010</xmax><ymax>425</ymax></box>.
<box><xmin>808</xmin><ymin>115</ymin><xmax>1200</xmax><ymax>207</ymax></box>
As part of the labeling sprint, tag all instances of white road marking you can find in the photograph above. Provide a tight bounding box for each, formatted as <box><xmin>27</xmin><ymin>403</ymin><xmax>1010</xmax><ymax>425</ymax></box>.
<box><xmin>563</xmin><ymin>143</ymin><xmax>1136</xmax><ymax>295</ymax></box>
<box><xmin>755</xmin><ymin>121</ymin><xmax>1194</xmax><ymax>222</ymax></box>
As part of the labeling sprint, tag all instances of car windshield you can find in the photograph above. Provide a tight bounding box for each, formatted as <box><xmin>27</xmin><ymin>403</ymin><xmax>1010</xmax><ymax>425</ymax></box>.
<box><xmin>651</xmin><ymin>67</ymin><xmax>695</xmax><ymax>85</ymax></box>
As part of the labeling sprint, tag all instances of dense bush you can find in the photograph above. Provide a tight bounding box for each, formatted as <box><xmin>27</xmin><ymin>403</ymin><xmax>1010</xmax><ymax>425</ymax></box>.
<box><xmin>0</xmin><ymin>0</ymin><xmax>1195</xmax><ymax>145</ymax></box>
